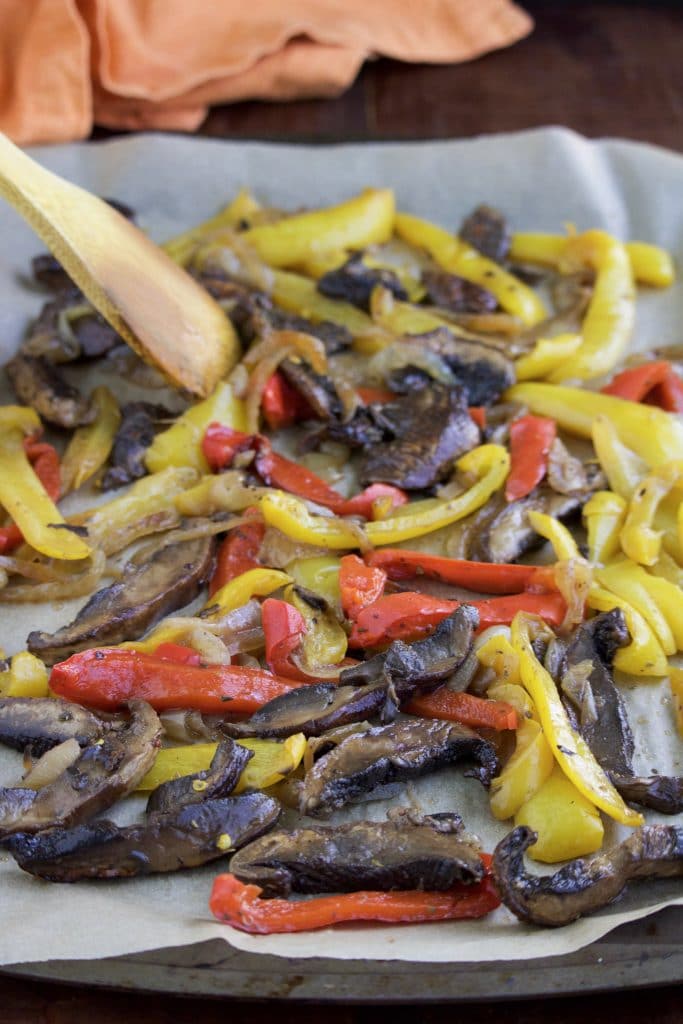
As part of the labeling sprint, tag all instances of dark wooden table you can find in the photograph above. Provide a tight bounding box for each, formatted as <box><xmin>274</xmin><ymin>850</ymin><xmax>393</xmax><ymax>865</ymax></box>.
<box><xmin>3</xmin><ymin>1</ymin><xmax>682</xmax><ymax>1019</ymax></box>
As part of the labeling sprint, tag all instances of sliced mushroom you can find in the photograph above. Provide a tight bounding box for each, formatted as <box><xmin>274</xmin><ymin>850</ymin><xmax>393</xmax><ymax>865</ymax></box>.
<box><xmin>6</xmin><ymin>353</ymin><xmax>94</xmax><ymax>428</ymax></box>
<box><xmin>559</xmin><ymin>610</ymin><xmax>634</xmax><ymax>778</ymax></box>
<box><xmin>279</xmin><ymin>358</ymin><xmax>344</xmax><ymax>420</ymax></box>
<box><xmin>318</xmin><ymin>254</ymin><xmax>407</xmax><ymax>311</ymax></box>
<box><xmin>31</xmin><ymin>254</ymin><xmax>74</xmax><ymax>293</ymax></box>
<box><xmin>459</xmin><ymin>204</ymin><xmax>511</xmax><ymax>264</ymax></box>
<box><xmin>470</xmin><ymin>488</ymin><xmax>582</xmax><ymax>563</ymax></box>
<box><xmin>102</xmin><ymin>402</ymin><xmax>170</xmax><ymax>490</ymax></box>
<box><xmin>0</xmin><ymin>700</ymin><xmax>161</xmax><ymax>838</ymax></box>
<box><xmin>610</xmin><ymin>775</ymin><xmax>683</xmax><ymax>815</ymax></box>
<box><xmin>8</xmin><ymin>791</ymin><xmax>280</xmax><ymax>882</ymax></box>
<box><xmin>27</xmin><ymin>535</ymin><xmax>215</xmax><ymax>664</ymax></box>
<box><xmin>145</xmin><ymin>738</ymin><xmax>254</xmax><ymax>814</ymax></box>
<box><xmin>403</xmin><ymin>328</ymin><xmax>515</xmax><ymax>406</ymax></box>
<box><xmin>422</xmin><ymin>270</ymin><xmax>496</xmax><ymax>315</ymax></box>
<box><xmin>340</xmin><ymin>605</ymin><xmax>480</xmax><ymax>694</ymax></box>
<box><xmin>299</xmin><ymin>718</ymin><xmax>498</xmax><ymax>816</ymax></box>
<box><xmin>221</xmin><ymin>681</ymin><xmax>394</xmax><ymax>741</ymax></box>
<box><xmin>492</xmin><ymin>825</ymin><xmax>683</xmax><ymax>927</ymax></box>
<box><xmin>230</xmin><ymin>811</ymin><xmax>482</xmax><ymax>897</ymax></box>
<box><xmin>358</xmin><ymin>372</ymin><xmax>479</xmax><ymax>489</ymax></box>
<box><xmin>0</xmin><ymin>697</ymin><xmax>107</xmax><ymax>757</ymax></box>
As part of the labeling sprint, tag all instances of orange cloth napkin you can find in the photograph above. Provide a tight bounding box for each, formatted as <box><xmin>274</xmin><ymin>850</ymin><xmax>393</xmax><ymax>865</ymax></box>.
<box><xmin>0</xmin><ymin>0</ymin><xmax>533</xmax><ymax>144</ymax></box>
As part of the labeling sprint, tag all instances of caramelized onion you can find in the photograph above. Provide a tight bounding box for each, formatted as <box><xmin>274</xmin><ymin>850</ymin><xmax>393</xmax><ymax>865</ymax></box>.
<box><xmin>21</xmin><ymin>738</ymin><xmax>81</xmax><ymax>790</ymax></box>
<box><xmin>0</xmin><ymin>549</ymin><xmax>107</xmax><ymax>603</ymax></box>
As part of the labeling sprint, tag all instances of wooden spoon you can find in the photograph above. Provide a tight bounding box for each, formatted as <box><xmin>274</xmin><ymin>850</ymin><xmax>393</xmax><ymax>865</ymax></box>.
<box><xmin>0</xmin><ymin>133</ymin><xmax>239</xmax><ymax>397</ymax></box>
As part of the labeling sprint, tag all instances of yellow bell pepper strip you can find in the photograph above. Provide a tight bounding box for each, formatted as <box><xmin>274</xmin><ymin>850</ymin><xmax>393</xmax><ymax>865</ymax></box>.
<box><xmin>591</xmin><ymin>415</ymin><xmax>649</xmax><ymax>500</ymax></box>
<box><xmin>80</xmin><ymin>466</ymin><xmax>197</xmax><ymax>556</ymax></box>
<box><xmin>145</xmin><ymin>381</ymin><xmax>247</xmax><ymax>476</ymax></box>
<box><xmin>0</xmin><ymin>651</ymin><xmax>49</xmax><ymax>697</ymax></box>
<box><xmin>137</xmin><ymin>734</ymin><xmax>307</xmax><ymax>794</ymax></box>
<box><xmin>510</xmin><ymin>232</ymin><xmax>675</xmax><ymax>288</ymax></box>
<box><xmin>649</xmin><ymin>550</ymin><xmax>683</xmax><ymax>588</ymax></box>
<box><xmin>505</xmin><ymin>383</ymin><xmax>683</xmax><ymax>469</ymax></box>
<box><xmin>544</xmin><ymin>230</ymin><xmax>635</xmax><ymax>382</ymax></box>
<box><xmin>287</xmin><ymin>584</ymin><xmax>348</xmax><ymax>668</ymax></box>
<box><xmin>586</xmin><ymin>583</ymin><xmax>668</xmax><ymax>677</ymax></box>
<box><xmin>289</xmin><ymin>556</ymin><xmax>342</xmax><ymax>614</ymax></box>
<box><xmin>394</xmin><ymin>212</ymin><xmax>546</xmax><ymax>326</ymax></box>
<box><xmin>511</xmin><ymin>612</ymin><xmax>644</xmax><ymax>826</ymax></box>
<box><xmin>670</xmin><ymin>667</ymin><xmax>683</xmax><ymax>737</ymax></box>
<box><xmin>583</xmin><ymin>491</ymin><xmax>627</xmax><ymax>564</ymax></box>
<box><xmin>59</xmin><ymin>386</ymin><xmax>121</xmax><ymax>494</ymax></box>
<box><xmin>527</xmin><ymin>510</ymin><xmax>581</xmax><ymax>561</ymax></box>
<box><xmin>631</xmin><ymin>571</ymin><xmax>683</xmax><ymax>652</ymax></box>
<box><xmin>0</xmin><ymin>413</ymin><xmax>91</xmax><ymax>561</ymax></box>
<box><xmin>477</xmin><ymin>636</ymin><xmax>522</xmax><ymax>687</ymax></box>
<box><xmin>365</xmin><ymin>444</ymin><xmax>510</xmax><ymax>546</ymax></box>
<box><xmin>241</xmin><ymin>188</ymin><xmax>395</xmax><ymax>267</ymax></box>
<box><xmin>163</xmin><ymin>188</ymin><xmax>262</xmax><ymax>265</ymax></box>
<box><xmin>514</xmin><ymin>333</ymin><xmax>582</xmax><ymax>382</ymax></box>
<box><xmin>489</xmin><ymin>718</ymin><xmax>555</xmax><ymax>821</ymax></box>
<box><xmin>514</xmin><ymin>768</ymin><xmax>604</xmax><ymax>863</ymax></box>
<box><xmin>620</xmin><ymin>461</ymin><xmax>683</xmax><ymax>566</ymax></box>
<box><xmin>298</xmin><ymin>248</ymin><xmax>349</xmax><ymax>279</ymax></box>
<box><xmin>270</xmin><ymin>269</ymin><xmax>377</xmax><ymax>337</ymax></box>
<box><xmin>595</xmin><ymin>560</ymin><xmax>676</xmax><ymax>656</ymax></box>
<box><xmin>369</xmin><ymin>293</ymin><xmax>475</xmax><ymax>340</ymax></box>
<box><xmin>260</xmin><ymin>490</ymin><xmax>367</xmax><ymax>551</ymax></box>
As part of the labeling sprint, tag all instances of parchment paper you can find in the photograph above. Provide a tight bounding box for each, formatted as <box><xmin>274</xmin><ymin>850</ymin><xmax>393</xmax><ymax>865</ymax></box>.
<box><xmin>0</xmin><ymin>128</ymin><xmax>681</xmax><ymax>967</ymax></box>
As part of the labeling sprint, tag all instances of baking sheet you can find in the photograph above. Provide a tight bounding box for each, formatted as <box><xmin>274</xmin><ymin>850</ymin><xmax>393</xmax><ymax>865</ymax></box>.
<box><xmin>0</xmin><ymin>128</ymin><xmax>681</xmax><ymax>966</ymax></box>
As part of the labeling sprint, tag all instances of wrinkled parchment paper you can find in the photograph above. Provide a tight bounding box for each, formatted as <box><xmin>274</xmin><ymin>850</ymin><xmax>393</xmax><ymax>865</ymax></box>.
<box><xmin>0</xmin><ymin>128</ymin><xmax>681</xmax><ymax>966</ymax></box>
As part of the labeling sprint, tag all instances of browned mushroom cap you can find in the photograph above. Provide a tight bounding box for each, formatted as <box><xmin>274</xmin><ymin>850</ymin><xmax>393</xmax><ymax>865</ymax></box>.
<box><xmin>145</xmin><ymin>738</ymin><xmax>254</xmax><ymax>815</ymax></box>
<box><xmin>222</xmin><ymin>681</ymin><xmax>393</xmax><ymax>741</ymax></box>
<box><xmin>318</xmin><ymin>253</ymin><xmax>407</xmax><ymax>311</ymax></box>
<box><xmin>8</xmin><ymin>791</ymin><xmax>280</xmax><ymax>882</ymax></box>
<box><xmin>299</xmin><ymin>717</ymin><xmax>498</xmax><ymax>816</ymax></box>
<box><xmin>27</xmin><ymin>535</ymin><xmax>215</xmax><ymax>665</ymax></box>
<box><xmin>402</xmin><ymin>328</ymin><xmax>515</xmax><ymax>406</ymax></box>
<box><xmin>492</xmin><ymin>825</ymin><xmax>683</xmax><ymax>927</ymax></box>
<box><xmin>0</xmin><ymin>700</ymin><xmax>161</xmax><ymax>838</ymax></box>
<box><xmin>610</xmin><ymin>775</ymin><xmax>683</xmax><ymax>815</ymax></box>
<box><xmin>0</xmin><ymin>697</ymin><xmax>108</xmax><ymax>757</ymax></box>
<box><xmin>6</xmin><ymin>353</ymin><xmax>94</xmax><ymax>428</ymax></box>
<box><xmin>459</xmin><ymin>205</ymin><xmax>511</xmax><ymax>264</ymax></box>
<box><xmin>101</xmin><ymin>401</ymin><xmax>170</xmax><ymax>491</ymax></box>
<box><xmin>230</xmin><ymin>811</ymin><xmax>482</xmax><ymax>897</ymax></box>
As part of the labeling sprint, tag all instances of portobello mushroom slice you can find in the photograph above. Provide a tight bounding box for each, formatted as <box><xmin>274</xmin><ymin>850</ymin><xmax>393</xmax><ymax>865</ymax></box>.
<box><xmin>459</xmin><ymin>204</ymin><xmax>511</xmax><ymax>264</ymax></box>
<box><xmin>6</xmin><ymin>353</ymin><xmax>94</xmax><ymax>428</ymax></box>
<box><xmin>609</xmin><ymin>775</ymin><xmax>683</xmax><ymax>815</ymax></box>
<box><xmin>0</xmin><ymin>700</ymin><xmax>161</xmax><ymax>839</ymax></box>
<box><xmin>145</xmin><ymin>738</ymin><xmax>253</xmax><ymax>814</ymax></box>
<box><xmin>422</xmin><ymin>270</ymin><xmax>496</xmax><ymax>315</ymax></box>
<box><xmin>359</xmin><ymin>372</ymin><xmax>479</xmax><ymax>490</ymax></box>
<box><xmin>318</xmin><ymin>254</ymin><xmax>407</xmax><ymax>311</ymax></box>
<box><xmin>493</xmin><ymin>824</ymin><xmax>683</xmax><ymax>927</ymax></box>
<box><xmin>0</xmin><ymin>697</ymin><xmax>107</xmax><ymax>757</ymax></box>
<box><xmin>27</xmin><ymin>535</ymin><xmax>215</xmax><ymax>665</ymax></box>
<box><xmin>469</xmin><ymin>488</ymin><xmax>582</xmax><ymax>563</ymax></box>
<box><xmin>221</xmin><ymin>681</ymin><xmax>394</xmax><ymax>741</ymax></box>
<box><xmin>559</xmin><ymin>610</ymin><xmax>634</xmax><ymax>778</ymax></box>
<box><xmin>8</xmin><ymin>791</ymin><xmax>280</xmax><ymax>882</ymax></box>
<box><xmin>341</xmin><ymin>605</ymin><xmax>480</xmax><ymax>693</ymax></box>
<box><xmin>404</xmin><ymin>328</ymin><xmax>515</xmax><ymax>406</ymax></box>
<box><xmin>230</xmin><ymin>811</ymin><xmax>483</xmax><ymax>897</ymax></box>
<box><xmin>279</xmin><ymin>358</ymin><xmax>344</xmax><ymax>420</ymax></box>
<box><xmin>300</xmin><ymin>718</ymin><xmax>498</xmax><ymax>816</ymax></box>
<box><xmin>102</xmin><ymin>401</ymin><xmax>170</xmax><ymax>490</ymax></box>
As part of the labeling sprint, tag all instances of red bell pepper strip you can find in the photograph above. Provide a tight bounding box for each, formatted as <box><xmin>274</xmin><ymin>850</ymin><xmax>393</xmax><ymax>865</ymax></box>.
<box><xmin>261</xmin><ymin>597</ymin><xmax>309</xmax><ymax>680</ymax></box>
<box><xmin>348</xmin><ymin>591</ymin><xmax>567</xmax><ymax>648</ymax></box>
<box><xmin>153</xmin><ymin>642</ymin><xmax>202</xmax><ymax>666</ymax></box>
<box><xmin>406</xmin><ymin>688</ymin><xmax>519</xmax><ymax>732</ymax></box>
<box><xmin>0</xmin><ymin>438</ymin><xmax>62</xmax><ymax>554</ymax></box>
<box><xmin>339</xmin><ymin>554</ymin><xmax>387</xmax><ymax>619</ymax></box>
<box><xmin>210</xmin><ymin>868</ymin><xmax>500</xmax><ymax>934</ymax></box>
<box><xmin>210</xmin><ymin>512</ymin><xmax>265</xmax><ymax>596</ymax></box>
<box><xmin>505</xmin><ymin>414</ymin><xmax>556</xmax><ymax>502</ymax></box>
<box><xmin>649</xmin><ymin>371</ymin><xmax>683</xmax><ymax>413</ymax></box>
<box><xmin>468</xmin><ymin>406</ymin><xmax>487</xmax><ymax>430</ymax></box>
<box><xmin>356</xmin><ymin>386</ymin><xmax>393</xmax><ymax>405</ymax></box>
<box><xmin>49</xmin><ymin>648</ymin><xmax>299</xmax><ymax>713</ymax></box>
<box><xmin>601</xmin><ymin>361</ymin><xmax>672</xmax><ymax>401</ymax></box>
<box><xmin>261</xmin><ymin>371</ymin><xmax>313</xmax><ymax>430</ymax></box>
<box><xmin>365</xmin><ymin>550</ymin><xmax>556</xmax><ymax>595</ymax></box>
<box><xmin>203</xmin><ymin>424</ymin><xmax>407</xmax><ymax>520</ymax></box>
